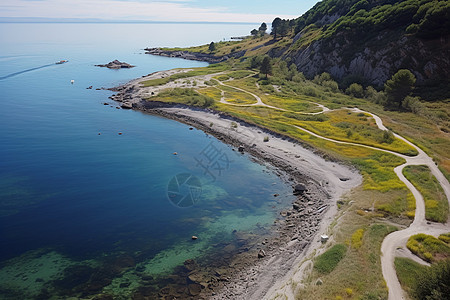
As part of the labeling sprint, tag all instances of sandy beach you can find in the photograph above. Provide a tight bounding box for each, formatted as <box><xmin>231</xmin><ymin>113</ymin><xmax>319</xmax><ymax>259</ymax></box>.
<box><xmin>110</xmin><ymin>70</ymin><xmax>362</xmax><ymax>299</ymax></box>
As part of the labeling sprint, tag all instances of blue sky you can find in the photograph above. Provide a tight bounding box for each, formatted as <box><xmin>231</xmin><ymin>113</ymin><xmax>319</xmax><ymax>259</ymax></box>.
<box><xmin>0</xmin><ymin>0</ymin><xmax>319</xmax><ymax>23</ymax></box>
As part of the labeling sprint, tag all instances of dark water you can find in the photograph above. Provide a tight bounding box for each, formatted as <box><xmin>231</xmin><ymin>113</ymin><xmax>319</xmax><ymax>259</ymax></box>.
<box><xmin>0</xmin><ymin>23</ymin><xmax>295</xmax><ymax>298</ymax></box>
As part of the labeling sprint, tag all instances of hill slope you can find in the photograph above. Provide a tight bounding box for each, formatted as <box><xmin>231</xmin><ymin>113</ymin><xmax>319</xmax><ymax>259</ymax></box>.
<box><xmin>275</xmin><ymin>0</ymin><xmax>450</xmax><ymax>90</ymax></box>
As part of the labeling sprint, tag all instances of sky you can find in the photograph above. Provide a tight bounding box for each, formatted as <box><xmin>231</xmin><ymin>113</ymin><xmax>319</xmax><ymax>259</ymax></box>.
<box><xmin>0</xmin><ymin>0</ymin><xmax>319</xmax><ymax>23</ymax></box>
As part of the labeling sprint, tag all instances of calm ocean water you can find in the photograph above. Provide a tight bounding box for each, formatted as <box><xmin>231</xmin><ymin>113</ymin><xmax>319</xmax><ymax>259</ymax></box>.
<box><xmin>0</xmin><ymin>23</ymin><xmax>295</xmax><ymax>298</ymax></box>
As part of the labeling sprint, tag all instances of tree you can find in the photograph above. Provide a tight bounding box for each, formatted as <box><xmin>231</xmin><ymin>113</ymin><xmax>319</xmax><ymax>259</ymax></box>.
<box><xmin>271</xmin><ymin>17</ymin><xmax>282</xmax><ymax>39</ymax></box>
<box><xmin>208</xmin><ymin>42</ymin><xmax>216</xmax><ymax>53</ymax></box>
<box><xmin>346</xmin><ymin>83</ymin><xmax>364</xmax><ymax>98</ymax></box>
<box><xmin>250</xmin><ymin>29</ymin><xmax>259</xmax><ymax>37</ymax></box>
<box><xmin>258</xmin><ymin>22</ymin><xmax>267</xmax><ymax>34</ymax></box>
<box><xmin>260</xmin><ymin>56</ymin><xmax>272</xmax><ymax>79</ymax></box>
<box><xmin>384</xmin><ymin>69</ymin><xmax>416</xmax><ymax>109</ymax></box>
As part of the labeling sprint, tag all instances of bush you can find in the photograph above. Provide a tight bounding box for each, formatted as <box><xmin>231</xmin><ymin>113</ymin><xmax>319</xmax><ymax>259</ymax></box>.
<box><xmin>402</xmin><ymin>96</ymin><xmax>425</xmax><ymax>114</ymax></box>
<box><xmin>314</xmin><ymin>244</ymin><xmax>347</xmax><ymax>274</ymax></box>
<box><xmin>351</xmin><ymin>228</ymin><xmax>365</xmax><ymax>249</ymax></box>
<box><xmin>346</xmin><ymin>83</ymin><xmax>365</xmax><ymax>98</ymax></box>
<box><xmin>414</xmin><ymin>259</ymin><xmax>450</xmax><ymax>300</ymax></box>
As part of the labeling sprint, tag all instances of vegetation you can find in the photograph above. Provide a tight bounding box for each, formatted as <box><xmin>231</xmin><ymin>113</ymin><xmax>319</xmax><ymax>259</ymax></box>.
<box><xmin>406</xmin><ymin>233</ymin><xmax>450</xmax><ymax>262</ymax></box>
<box><xmin>415</xmin><ymin>259</ymin><xmax>450</xmax><ymax>300</ymax></box>
<box><xmin>396</xmin><ymin>257</ymin><xmax>450</xmax><ymax>300</ymax></box>
<box><xmin>208</xmin><ymin>41</ymin><xmax>216</xmax><ymax>53</ymax></box>
<box><xmin>403</xmin><ymin>165</ymin><xmax>448</xmax><ymax>223</ymax></box>
<box><xmin>150</xmin><ymin>88</ymin><xmax>214</xmax><ymax>108</ymax></box>
<box><xmin>260</xmin><ymin>56</ymin><xmax>272</xmax><ymax>79</ymax></box>
<box><xmin>384</xmin><ymin>69</ymin><xmax>416</xmax><ymax>110</ymax></box>
<box><xmin>395</xmin><ymin>257</ymin><xmax>429</xmax><ymax>298</ymax></box>
<box><xmin>314</xmin><ymin>244</ymin><xmax>347</xmax><ymax>274</ymax></box>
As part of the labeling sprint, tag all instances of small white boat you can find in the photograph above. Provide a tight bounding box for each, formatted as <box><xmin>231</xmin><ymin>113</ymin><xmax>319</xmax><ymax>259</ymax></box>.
<box><xmin>56</xmin><ymin>60</ymin><xmax>68</xmax><ymax>64</ymax></box>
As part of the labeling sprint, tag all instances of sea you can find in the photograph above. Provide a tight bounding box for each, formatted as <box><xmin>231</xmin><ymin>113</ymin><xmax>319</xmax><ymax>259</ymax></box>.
<box><xmin>0</xmin><ymin>23</ymin><xmax>295</xmax><ymax>299</ymax></box>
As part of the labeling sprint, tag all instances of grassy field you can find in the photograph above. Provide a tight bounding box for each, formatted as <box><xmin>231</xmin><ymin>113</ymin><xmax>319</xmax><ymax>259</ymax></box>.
<box><xmin>395</xmin><ymin>257</ymin><xmax>428</xmax><ymax>298</ymax></box>
<box><xmin>403</xmin><ymin>165</ymin><xmax>449</xmax><ymax>223</ymax></box>
<box><xmin>298</xmin><ymin>223</ymin><xmax>397</xmax><ymax>299</ymax></box>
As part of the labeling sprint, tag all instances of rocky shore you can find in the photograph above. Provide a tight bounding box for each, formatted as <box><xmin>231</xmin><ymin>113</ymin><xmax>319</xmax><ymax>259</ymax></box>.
<box><xmin>145</xmin><ymin>48</ymin><xmax>246</xmax><ymax>64</ymax></box>
<box><xmin>109</xmin><ymin>72</ymin><xmax>361</xmax><ymax>299</ymax></box>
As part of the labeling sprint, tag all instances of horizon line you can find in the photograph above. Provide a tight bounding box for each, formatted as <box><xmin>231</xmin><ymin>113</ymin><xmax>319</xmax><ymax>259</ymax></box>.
<box><xmin>0</xmin><ymin>17</ymin><xmax>262</xmax><ymax>25</ymax></box>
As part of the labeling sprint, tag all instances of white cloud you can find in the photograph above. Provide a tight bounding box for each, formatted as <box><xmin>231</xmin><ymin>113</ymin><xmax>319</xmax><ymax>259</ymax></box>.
<box><xmin>0</xmin><ymin>0</ymin><xmax>298</xmax><ymax>22</ymax></box>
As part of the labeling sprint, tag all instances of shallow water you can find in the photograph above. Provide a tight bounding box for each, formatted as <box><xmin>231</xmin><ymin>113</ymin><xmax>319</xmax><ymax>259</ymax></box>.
<box><xmin>0</xmin><ymin>23</ymin><xmax>296</xmax><ymax>298</ymax></box>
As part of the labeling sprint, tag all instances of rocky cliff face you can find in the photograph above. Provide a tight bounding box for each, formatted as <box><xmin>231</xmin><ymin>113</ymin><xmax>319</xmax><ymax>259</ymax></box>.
<box><xmin>286</xmin><ymin>31</ymin><xmax>450</xmax><ymax>87</ymax></box>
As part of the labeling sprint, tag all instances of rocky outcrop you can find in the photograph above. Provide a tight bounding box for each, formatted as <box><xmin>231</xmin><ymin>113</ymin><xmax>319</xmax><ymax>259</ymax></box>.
<box><xmin>145</xmin><ymin>48</ymin><xmax>246</xmax><ymax>63</ymax></box>
<box><xmin>96</xmin><ymin>60</ymin><xmax>135</xmax><ymax>69</ymax></box>
<box><xmin>286</xmin><ymin>31</ymin><xmax>450</xmax><ymax>87</ymax></box>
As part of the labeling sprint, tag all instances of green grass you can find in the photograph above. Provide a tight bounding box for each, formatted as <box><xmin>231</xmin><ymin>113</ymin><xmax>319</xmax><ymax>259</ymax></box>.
<box><xmin>395</xmin><ymin>257</ymin><xmax>429</xmax><ymax>298</ymax></box>
<box><xmin>439</xmin><ymin>233</ymin><xmax>450</xmax><ymax>244</ymax></box>
<box><xmin>148</xmin><ymin>88</ymin><xmax>215</xmax><ymax>108</ymax></box>
<box><xmin>219</xmin><ymin>85</ymin><xmax>257</xmax><ymax>105</ymax></box>
<box><xmin>403</xmin><ymin>165</ymin><xmax>449</xmax><ymax>223</ymax></box>
<box><xmin>407</xmin><ymin>233</ymin><xmax>450</xmax><ymax>262</ymax></box>
<box><xmin>314</xmin><ymin>244</ymin><xmax>347</xmax><ymax>274</ymax></box>
<box><xmin>141</xmin><ymin>64</ymin><xmax>230</xmax><ymax>87</ymax></box>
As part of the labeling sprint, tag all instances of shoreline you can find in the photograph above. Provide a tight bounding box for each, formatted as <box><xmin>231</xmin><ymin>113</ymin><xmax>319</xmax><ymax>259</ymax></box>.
<box><xmin>111</xmin><ymin>70</ymin><xmax>362</xmax><ymax>299</ymax></box>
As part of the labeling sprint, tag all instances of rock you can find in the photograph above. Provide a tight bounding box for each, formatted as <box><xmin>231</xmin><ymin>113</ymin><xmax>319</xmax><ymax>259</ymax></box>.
<box><xmin>316</xmin><ymin>278</ymin><xmax>323</xmax><ymax>285</ymax></box>
<box><xmin>257</xmin><ymin>249</ymin><xmax>266</xmax><ymax>258</ymax></box>
<box><xmin>103</xmin><ymin>102</ymin><xmax>109</xmax><ymax>105</ymax></box>
<box><xmin>183</xmin><ymin>259</ymin><xmax>197</xmax><ymax>272</ymax></box>
<box><xmin>293</xmin><ymin>203</ymin><xmax>301</xmax><ymax>211</ymax></box>
<box><xmin>293</xmin><ymin>184</ymin><xmax>307</xmax><ymax>195</ymax></box>
<box><xmin>192</xmin><ymin>235</ymin><xmax>198</xmax><ymax>240</ymax></box>
<box><xmin>188</xmin><ymin>283</ymin><xmax>202</xmax><ymax>296</ymax></box>
<box><xmin>121</xmin><ymin>102</ymin><xmax>133</xmax><ymax>109</ymax></box>
<box><xmin>95</xmin><ymin>60</ymin><xmax>135</xmax><ymax>69</ymax></box>
<box><xmin>238</xmin><ymin>145</ymin><xmax>245</xmax><ymax>152</ymax></box>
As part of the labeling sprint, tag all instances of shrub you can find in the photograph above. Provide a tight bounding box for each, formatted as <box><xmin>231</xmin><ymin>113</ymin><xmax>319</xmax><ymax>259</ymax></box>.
<box><xmin>263</xmin><ymin>136</ymin><xmax>269</xmax><ymax>142</ymax></box>
<box><xmin>346</xmin><ymin>83</ymin><xmax>365</xmax><ymax>98</ymax></box>
<box><xmin>314</xmin><ymin>244</ymin><xmax>347</xmax><ymax>274</ymax></box>
<box><xmin>414</xmin><ymin>259</ymin><xmax>450</xmax><ymax>300</ymax></box>
<box><xmin>351</xmin><ymin>228</ymin><xmax>365</xmax><ymax>249</ymax></box>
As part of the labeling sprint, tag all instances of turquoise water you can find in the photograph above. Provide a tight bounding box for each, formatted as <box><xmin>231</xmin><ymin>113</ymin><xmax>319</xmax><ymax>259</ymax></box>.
<box><xmin>0</xmin><ymin>23</ymin><xmax>295</xmax><ymax>298</ymax></box>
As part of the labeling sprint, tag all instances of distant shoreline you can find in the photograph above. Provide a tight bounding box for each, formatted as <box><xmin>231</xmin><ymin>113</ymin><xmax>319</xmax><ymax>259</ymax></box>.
<box><xmin>110</xmin><ymin>69</ymin><xmax>362</xmax><ymax>299</ymax></box>
<box><xmin>0</xmin><ymin>18</ymin><xmax>260</xmax><ymax>25</ymax></box>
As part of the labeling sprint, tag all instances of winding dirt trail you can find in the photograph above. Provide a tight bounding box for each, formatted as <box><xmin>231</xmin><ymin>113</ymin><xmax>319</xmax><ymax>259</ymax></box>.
<box><xmin>213</xmin><ymin>80</ymin><xmax>450</xmax><ymax>299</ymax></box>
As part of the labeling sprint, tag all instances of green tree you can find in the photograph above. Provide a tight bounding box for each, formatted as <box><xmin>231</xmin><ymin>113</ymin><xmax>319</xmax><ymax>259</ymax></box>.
<box><xmin>384</xmin><ymin>69</ymin><xmax>416</xmax><ymax>109</ymax></box>
<box><xmin>260</xmin><ymin>56</ymin><xmax>273</xmax><ymax>79</ymax></box>
<box><xmin>271</xmin><ymin>17</ymin><xmax>282</xmax><ymax>39</ymax></box>
<box><xmin>258</xmin><ymin>22</ymin><xmax>267</xmax><ymax>34</ymax></box>
<box><xmin>208</xmin><ymin>42</ymin><xmax>216</xmax><ymax>53</ymax></box>
<box><xmin>250</xmin><ymin>29</ymin><xmax>259</xmax><ymax>37</ymax></box>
